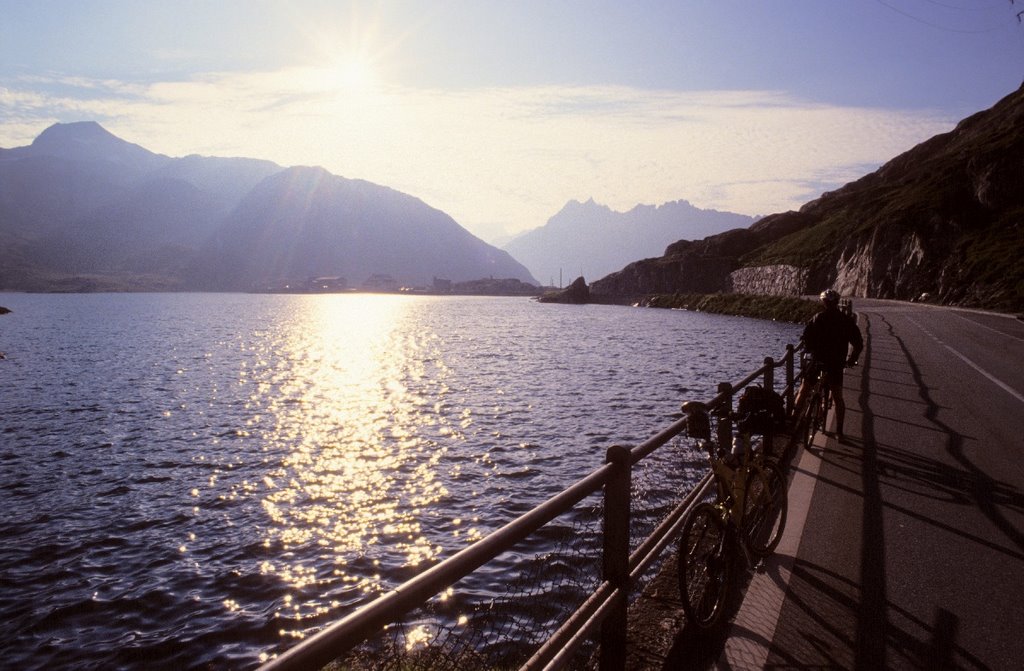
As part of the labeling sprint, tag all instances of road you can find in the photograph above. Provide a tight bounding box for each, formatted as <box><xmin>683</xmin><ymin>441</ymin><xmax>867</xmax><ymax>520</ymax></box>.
<box><xmin>722</xmin><ymin>299</ymin><xmax>1024</xmax><ymax>670</ymax></box>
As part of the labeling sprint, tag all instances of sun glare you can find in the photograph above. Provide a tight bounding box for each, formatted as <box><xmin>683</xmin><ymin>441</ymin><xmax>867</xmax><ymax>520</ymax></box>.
<box><xmin>301</xmin><ymin>55</ymin><xmax>380</xmax><ymax>101</ymax></box>
<box><xmin>301</xmin><ymin>8</ymin><xmax>396</xmax><ymax>100</ymax></box>
<box><xmin>334</xmin><ymin>57</ymin><xmax>375</xmax><ymax>93</ymax></box>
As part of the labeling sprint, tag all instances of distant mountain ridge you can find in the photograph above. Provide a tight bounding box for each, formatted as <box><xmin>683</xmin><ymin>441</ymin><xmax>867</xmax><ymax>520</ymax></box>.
<box><xmin>592</xmin><ymin>83</ymin><xmax>1024</xmax><ymax>312</ymax></box>
<box><xmin>503</xmin><ymin>198</ymin><xmax>754</xmax><ymax>285</ymax></box>
<box><xmin>0</xmin><ymin>122</ymin><xmax>536</xmax><ymax>291</ymax></box>
<box><xmin>17</xmin><ymin>121</ymin><xmax>167</xmax><ymax>171</ymax></box>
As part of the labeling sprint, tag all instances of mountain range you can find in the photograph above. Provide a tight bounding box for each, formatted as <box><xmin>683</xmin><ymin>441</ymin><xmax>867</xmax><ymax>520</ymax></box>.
<box><xmin>592</xmin><ymin>82</ymin><xmax>1024</xmax><ymax>312</ymax></box>
<box><xmin>7</xmin><ymin>78</ymin><xmax>1021</xmax><ymax>311</ymax></box>
<box><xmin>0</xmin><ymin>122</ymin><xmax>535</xmax><ymax>291</ymax></box>
<box><xmin>502</xmin><ymin>198</ymin><xmax>754</xmax><ymax>287</ymax></box>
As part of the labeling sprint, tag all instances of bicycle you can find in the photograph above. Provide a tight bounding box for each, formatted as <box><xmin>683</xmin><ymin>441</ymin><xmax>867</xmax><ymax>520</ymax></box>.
<box><xmin>800</xmin><ymin>355</ymin><xmax>833</xmax><ymax>447</ymax></box>
<box><xmin>676</xmin><ymin>401</ymin><xmax>789</xmax><ymax>628</ymax></box>
<box><xmin>799</xmin><ymin>353</ymin><xmax>859</xmax><ymax>446</ymax></box>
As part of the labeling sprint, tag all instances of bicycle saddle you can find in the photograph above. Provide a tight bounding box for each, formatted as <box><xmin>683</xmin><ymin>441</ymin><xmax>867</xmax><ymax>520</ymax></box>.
<box><xmin>681</xmin><ymin>401</ymin><xmax>712</xmax><ymax>440</ymax></box>
<box><xmin>681</xmin><ymin>400</ymin><xmax>709</xmax><ymax>415</ymax></box>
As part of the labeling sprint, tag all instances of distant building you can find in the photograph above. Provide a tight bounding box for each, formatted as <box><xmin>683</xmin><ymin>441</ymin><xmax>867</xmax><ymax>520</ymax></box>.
<box><xmin>362</xmin><ymin>274</ymin><xmax>399</xmax><ymax>292</ymax></box>
<box><xmin>309</xmin><ymin>276</ymin><xmax>348</xmax><ymax>292</ymax></box>
<box><xmin>433</xmin><ymin>277</ymin><xmax>452</xmax><ymax>293</ymax></box>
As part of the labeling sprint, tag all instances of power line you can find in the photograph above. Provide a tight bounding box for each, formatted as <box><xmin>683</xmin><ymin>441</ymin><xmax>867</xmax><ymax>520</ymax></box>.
<box><xmin>874</xmin><ymin>0</ymin><xmax>1012</xmax><ymax>33</ymax></box>
<box><xmin>920</xmin><ymin>0</ymin><xmax>1003</xmax><ymax>11</ymax></box>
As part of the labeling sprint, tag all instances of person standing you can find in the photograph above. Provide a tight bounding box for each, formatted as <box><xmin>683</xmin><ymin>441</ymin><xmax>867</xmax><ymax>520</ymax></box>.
<box><xmin>798</xmin><ymin>289</ymin><xmax>863</xmax><ymax>439</ymax></box>
<box><xmin>0</xmin><ymin>305</ymin><xmax>8</xmax><ymax>358</ymax></box>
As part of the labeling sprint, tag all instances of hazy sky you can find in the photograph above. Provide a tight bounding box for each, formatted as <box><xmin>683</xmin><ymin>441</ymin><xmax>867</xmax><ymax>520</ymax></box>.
<box><xmin>2</xmin><ymin>1</ymin><xmax>1022</xmax><ymax>243</ymax></box>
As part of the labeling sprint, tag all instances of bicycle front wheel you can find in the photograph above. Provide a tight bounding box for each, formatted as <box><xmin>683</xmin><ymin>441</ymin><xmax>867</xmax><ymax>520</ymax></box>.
<box><xmin>678</xmin><ymin>502</ymin><xmax>731</xmax><ymax>628</ymax></box>
<box><xmin>743</xmin><ymin>463</ymin><xmax>788</xmax><ymax>557</ymax></box>
<box><xmin>804</xmin><ymin>386</ymin><xmax>823</xmax><ymax>446</ymax></box>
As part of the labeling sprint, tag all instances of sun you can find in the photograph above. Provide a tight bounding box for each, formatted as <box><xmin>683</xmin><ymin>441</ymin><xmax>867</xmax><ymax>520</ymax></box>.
<box><xmin>302</xmin><ymin>53</ymin><xmax>381</xmax><ymax>100</ymax></box>
<box><xmin>334</xmin><ymin>57</ymin><xmax>376</xmax><ymax>93</ymax></box>
<box><xmin>302</xmin><ymin>12</ymin><xmax>393</xmax><ymax>98</ymax></box>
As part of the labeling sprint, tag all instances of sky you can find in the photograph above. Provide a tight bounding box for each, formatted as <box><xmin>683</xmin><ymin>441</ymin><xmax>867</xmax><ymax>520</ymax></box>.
<box><xmin>1</xmin><ymin>1</ymin><xmax>1022</xmax><ymax>244</ymax></box>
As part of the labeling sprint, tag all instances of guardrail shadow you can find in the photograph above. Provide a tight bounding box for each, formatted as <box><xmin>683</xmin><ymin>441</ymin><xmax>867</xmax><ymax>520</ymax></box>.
<box><xmin>837</xmin><ymin>312</ymin><xmax>1024</xmax><ymax>670</ymax></box>
<box><xmin>766</xmin><ymin>556</ymin><xmax>989</xmax><ymax>670</ymax></box>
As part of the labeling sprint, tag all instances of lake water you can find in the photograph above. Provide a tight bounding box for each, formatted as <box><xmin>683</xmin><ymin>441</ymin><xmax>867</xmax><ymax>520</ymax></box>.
<box><xmin>0</xmin><ymin>293</ymin><xmax>800</xmax><ymax>669</ymax></box>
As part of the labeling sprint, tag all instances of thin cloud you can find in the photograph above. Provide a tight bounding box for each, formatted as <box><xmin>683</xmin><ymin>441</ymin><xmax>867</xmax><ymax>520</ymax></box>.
<box><xmin>0</xmin><ymin>68</ymin><xmax>956</xmax><ymax>241</ymax></box>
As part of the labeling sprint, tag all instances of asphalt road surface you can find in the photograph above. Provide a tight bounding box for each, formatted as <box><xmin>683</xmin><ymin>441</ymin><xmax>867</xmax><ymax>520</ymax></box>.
<box><xmin>724</xmin><ymin>299</ymin><xmax>1024</xmax><ymax>670</ymax></box>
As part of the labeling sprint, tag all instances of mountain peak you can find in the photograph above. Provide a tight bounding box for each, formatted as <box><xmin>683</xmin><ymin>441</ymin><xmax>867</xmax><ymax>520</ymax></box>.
<box><xmin>0</xmin><ymin>123</ymin><xmax>536</xmax><ymax>291</ymax></box>
<box><xmin>556</xmin><ymin>197</ymin><xmax>610</xmax><ymax>217</ymax></box>
<box><xmin>27</xmin><ymin>121</ymin><xmax>166</xmax><ymax>169</ymax></box>
<box><xmin>504</xmin><ymin>196</ymin><xmax>754</xmax><ymax>284</ymax></box>
<box><xmin>34</xmin><ymin>121</ymin><xmax>116</xmax><ymax>144</ymax></box>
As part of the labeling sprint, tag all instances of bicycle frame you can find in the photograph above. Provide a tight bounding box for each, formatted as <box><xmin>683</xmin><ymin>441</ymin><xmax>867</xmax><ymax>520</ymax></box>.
<box><xmin>799</xmin><ymin>358</ymin><xmax>833</xmax><ymax>445</ymax></box>
<box><xmin>678</xmin><ymin>402</ymin><xmax>788</xmax><ymax>629</ymax></box>
<box><xmin>688</xmin><ymin>407</ymin><xmax>772</xmax><ymax>542</ymax></box>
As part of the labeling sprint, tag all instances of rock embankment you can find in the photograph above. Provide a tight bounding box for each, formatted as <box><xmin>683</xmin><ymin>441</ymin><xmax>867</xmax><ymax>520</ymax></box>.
<box><xmin>728</xmin><ymin>264</ymin><xmax>808</xmax><ymax>296</ymax></box>
<box><xmin>642</xmin><ymin>293</ymin><xmax>819</xmax><ymax>323</ymax></box>
<box><xmin>537</xmin><ymin>276</ymin><xmax>591</xmax><ymax>304</ymax></box>
<box><xmin>538</xmin><ymin>276</ymin><xmax>819</xmax><ymax>323</ymax></box>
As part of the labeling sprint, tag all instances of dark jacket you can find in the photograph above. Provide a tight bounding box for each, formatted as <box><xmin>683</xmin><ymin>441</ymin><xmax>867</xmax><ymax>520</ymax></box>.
<box><xmin>802</xmin><ymin>307</ymin><xmax>863</xmax><ymax>375</ymax></box>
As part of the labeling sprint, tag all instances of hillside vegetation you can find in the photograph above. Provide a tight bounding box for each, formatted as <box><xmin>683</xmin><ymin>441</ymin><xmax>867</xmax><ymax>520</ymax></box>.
<box><xmin>592</xmin><ymin>83</ymin><xmax>1024</xmax><ymax>313</ymax></box>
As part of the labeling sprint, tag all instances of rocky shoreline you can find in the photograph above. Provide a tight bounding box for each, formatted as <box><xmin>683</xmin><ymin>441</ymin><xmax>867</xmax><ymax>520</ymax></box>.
<box><xmin>641</xmin><ymin>293</ymin><xmax>820</xmax><ymax>323</ymax></box>
<box><xmin>538</xmin><ymin>278</ymin><xmax>819</xmax><ymax>324</ymax></box>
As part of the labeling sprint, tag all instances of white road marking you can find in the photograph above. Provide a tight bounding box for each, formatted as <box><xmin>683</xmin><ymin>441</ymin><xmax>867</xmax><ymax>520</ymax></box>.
<box><xmin>951</xmin><ymin>311</ymin><xmax>1024</xmax><ymax>342</ymax></box>
<box><xmin>906</xmin><ymin>315</ymin><xmax>1024</xmax><ymax>405</ymax></box>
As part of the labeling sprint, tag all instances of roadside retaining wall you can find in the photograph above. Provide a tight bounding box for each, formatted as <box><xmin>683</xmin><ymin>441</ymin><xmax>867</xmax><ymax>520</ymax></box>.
<box><xmin>728</xmin><ymin>265</ymin><xmax>808</xmax><ymax>296</ymax></box>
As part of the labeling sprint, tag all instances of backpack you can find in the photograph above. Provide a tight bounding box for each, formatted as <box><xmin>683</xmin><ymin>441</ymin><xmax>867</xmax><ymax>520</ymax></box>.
<box><xmin>736</xmin><ymin>385</ymin><xmax>786</xmax><ymax>434</ymax></box>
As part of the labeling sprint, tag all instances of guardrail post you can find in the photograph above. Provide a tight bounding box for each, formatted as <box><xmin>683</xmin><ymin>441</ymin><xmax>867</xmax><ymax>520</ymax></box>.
<box><xmin>786</xmin><ymin>344</ymin><xmax>795</xmax><ymax>414</ymax></box>
<box><xmin>717</xmin><ymin>382</ymin><xmax>733</xmax><ymax>452</ymax></box>
<box><xmin>600</xmin><ymin>444</ymin><xmax>631</xmax><ymax>671</ymax></box>
<box><xmin>763</xmin><ymin>356</ymin><xmax>775</xmax><ymax>392</ymax></box>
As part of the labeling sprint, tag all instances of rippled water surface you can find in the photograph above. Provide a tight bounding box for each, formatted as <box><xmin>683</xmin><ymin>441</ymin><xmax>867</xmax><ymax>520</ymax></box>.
<box><xmin>0</xmin><ymin>293</ymin><xmax>799</xmax><ymax>669</ymax></box>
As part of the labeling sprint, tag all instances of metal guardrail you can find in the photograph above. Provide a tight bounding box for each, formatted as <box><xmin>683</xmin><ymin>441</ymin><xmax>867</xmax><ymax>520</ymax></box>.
<box><xmin>259</xmin><ymin>344</ymin><xmax>800</xmax><ymax>671</ymax></box>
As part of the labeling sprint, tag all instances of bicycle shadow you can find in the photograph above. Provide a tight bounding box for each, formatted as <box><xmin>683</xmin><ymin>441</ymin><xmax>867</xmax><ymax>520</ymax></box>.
<box><xmin>657</xmin><ymin>548</ymin><xmax>763</xmax><ymax>670</ymax></box>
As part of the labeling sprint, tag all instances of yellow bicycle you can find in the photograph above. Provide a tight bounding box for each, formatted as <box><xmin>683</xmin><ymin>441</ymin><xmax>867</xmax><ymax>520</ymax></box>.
<box><xmin>677</xmin><ymin>401</ymin><xmax>788</xmax><ymax>628</ymax></box>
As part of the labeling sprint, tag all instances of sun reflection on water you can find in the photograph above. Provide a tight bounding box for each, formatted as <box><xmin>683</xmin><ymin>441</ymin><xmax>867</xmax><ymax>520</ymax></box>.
<box><xmin>253</xmin><ymin>295</ymin><xmax>455</xmax><ymax>626</ymax></box>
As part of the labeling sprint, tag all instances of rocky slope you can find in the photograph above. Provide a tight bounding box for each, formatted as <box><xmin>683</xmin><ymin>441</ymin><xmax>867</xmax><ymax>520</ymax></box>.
<box><xmin>593</xmin><ymin>83</ymin><xmax>1024</xmax><ymax>312</ymax></box>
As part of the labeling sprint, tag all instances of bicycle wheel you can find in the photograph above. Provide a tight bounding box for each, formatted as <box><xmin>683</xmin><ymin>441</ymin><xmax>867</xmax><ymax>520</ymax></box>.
<box><xmin>678</xmin><ymin>502</ymin><xmax>731</xmax><ymax>628</ymax></box>
<box><xmin>802</xmin><ymin>387</ymin><xmax>821</xmax><ymax>447</ymax></box>
<box><xmin>743</xmin><ymin>463</ymin><xmax>788</xmax><ymax>557</ymax></box>
<box><xmin>816</xmin><ymin>386</ymin><xmax>830</xmax><ymax>436</ymax></box>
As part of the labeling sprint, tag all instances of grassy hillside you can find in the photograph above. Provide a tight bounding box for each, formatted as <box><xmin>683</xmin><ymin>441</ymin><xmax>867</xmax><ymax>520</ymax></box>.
<box><xmin>743</xmin><ymin>83</ymin><xmax>1024</xmax><ymax>312</ymax></box>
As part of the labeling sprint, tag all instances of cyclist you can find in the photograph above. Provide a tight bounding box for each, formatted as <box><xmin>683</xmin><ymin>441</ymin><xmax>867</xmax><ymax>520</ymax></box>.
<box><xmin>797</xmin><ymin>289</ymin><xmax>863</xmax><ymax>439</ymax></box>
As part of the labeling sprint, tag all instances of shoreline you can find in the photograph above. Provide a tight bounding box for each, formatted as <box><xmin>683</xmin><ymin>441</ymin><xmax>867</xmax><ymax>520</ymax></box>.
<box><xmin>538</xmin><ymin>288</ymin><xmax>821</xmax><ymax>324</ymax></box>
<box><xmin>639</xmin><ymin>293</ymin><xmax>820</xmax><ymax>324</ymax></box>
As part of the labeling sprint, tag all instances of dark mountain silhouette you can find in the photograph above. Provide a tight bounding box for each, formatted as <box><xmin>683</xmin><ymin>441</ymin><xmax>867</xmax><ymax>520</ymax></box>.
<box><xmin>8</xmin><ymin>121</ymin><xmax>169</xmax><ymax>172</ymax></box>
<box><xmin>503</xmin><ymin>198</ymin><xmax>754</xmax><ymax>286</ymax></box>
<box><xmin>193</xmin><ymin>166</ymin><xmax>535</xmax><ymax>290</ymax></box>
<box><xmin>149</xmin><ymin>154</ymin><xmax>284</xmax><ymax>215</ymax></box>
<box><xmin>592</xmin><ymin>83</ymin><xmax>1024</xmax><ymax>312</ymax></box>
<box><xmin>0</xmin><ymin>122</ymin><xmax>536</xmax><ymax>291</ymax></box>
